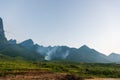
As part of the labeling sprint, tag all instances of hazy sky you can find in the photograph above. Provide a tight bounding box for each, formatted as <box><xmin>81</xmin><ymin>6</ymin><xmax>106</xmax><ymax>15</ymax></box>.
<box><xmin>0</xmin><ymin>0</ymin><xmax>120</xmax><ymax>55</ymax></box>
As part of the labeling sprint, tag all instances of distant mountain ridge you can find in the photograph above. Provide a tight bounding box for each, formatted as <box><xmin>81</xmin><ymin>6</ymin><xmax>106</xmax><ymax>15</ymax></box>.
<box><xmin>0</xmin><ymin>17</ymin><xmax>120</xmax><ymax>63</ymax></box>
<box><xmin>19</xmin><ymin>39</ymin><xmax>120</xmax><ymax>63</ymax></box>
<box><xmin>108</xmin><ymin>53</ymin><xmax>120</xmax><ymax>63</ymax></box>
<box><xmin>66</xmin><ymin>45</ymin><xmax>110</xmax><ymax>63</ymax></box>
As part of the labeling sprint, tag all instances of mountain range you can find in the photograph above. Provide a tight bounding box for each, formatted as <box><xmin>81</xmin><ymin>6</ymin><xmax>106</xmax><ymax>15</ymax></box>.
<box><xmin>0</xmin><ymin>17</ymin><xmax>120</xmax><ymax>63</ymax></box>
<box><xmin>19</xmin><ymin>39</ymin><xmax>120</xmax><ymax>63</ymax></box>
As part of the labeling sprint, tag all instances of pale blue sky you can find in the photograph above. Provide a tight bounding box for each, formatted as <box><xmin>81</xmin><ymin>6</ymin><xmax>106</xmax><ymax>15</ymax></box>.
<box><xmin>0</xmin><ymin>0</ymin><xmax>120</xmax><ymax>55</ymax></box>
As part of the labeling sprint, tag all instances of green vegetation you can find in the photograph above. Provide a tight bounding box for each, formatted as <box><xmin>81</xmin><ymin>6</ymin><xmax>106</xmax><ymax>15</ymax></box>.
<box><xmin>0</xmin><ymin>57</ymin><xmax>120</xmax><ymax>78</ymax></box>
<box><xmin>36</xmin><ymin>61</ymin><xmax>120</xmax><ymax>78</ymax></box>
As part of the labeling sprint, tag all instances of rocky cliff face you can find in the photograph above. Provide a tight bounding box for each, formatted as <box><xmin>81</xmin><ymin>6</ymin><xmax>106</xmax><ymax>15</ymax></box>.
<box><xmin>0</xmin><ymin>18</ymin><xmax>7</xmax><ymax>48</ymax></box>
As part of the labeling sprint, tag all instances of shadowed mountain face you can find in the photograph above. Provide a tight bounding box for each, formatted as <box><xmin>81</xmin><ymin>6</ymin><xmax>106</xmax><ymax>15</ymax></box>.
<box><xmin>108</xmin><ymin>53</ymin><xmax>120</xmax><ymax>63</ymax></box>
<box><xmin>19</xmin><ymin>39</ymin><xmax>70</xmax><ymax>60</ymax></box>
<box><xmin>17</xmin><ymin>39</ymin><xmax>120</xmax><ymax>63</ymax></box>
<box><xmin>0</xmin><ymin>18</ymin><xmax>7</xmax><ymax>49</ymax></box>
<box><xmin>66</xmin><ymin>45</ymin><xmax>110</xmax><ymax>63</ymax></box>
<box><xmin>8</xmin><ymin>39</ymin><xmax>16</xmax><ymax>44</ymax></box>
<box><xmin>20</xmin><ymin>40</ymin><xmax>110</xmax><ymax>63</ymax></box>
<box><xmin>20</xmin><ymin>39</ymin><xmax>34</xmax><ymax>49</ymax></box>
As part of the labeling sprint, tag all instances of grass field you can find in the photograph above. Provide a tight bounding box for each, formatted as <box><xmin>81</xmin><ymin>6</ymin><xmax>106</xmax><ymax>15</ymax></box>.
<box><xmin>0</xmin><ymin>59</ymin><xmax>120</xmax><ymax>79</ymax></box>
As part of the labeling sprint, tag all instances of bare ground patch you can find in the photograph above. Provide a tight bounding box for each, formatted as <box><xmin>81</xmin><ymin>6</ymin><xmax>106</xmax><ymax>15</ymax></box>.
<box><xmin>0</xmin><ymin>70</ymin><xmax>84</xmax><ymax>80</ymax></box>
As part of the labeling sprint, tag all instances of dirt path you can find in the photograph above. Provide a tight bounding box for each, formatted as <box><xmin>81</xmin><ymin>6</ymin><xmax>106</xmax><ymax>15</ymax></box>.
<box><xmin>1</xmin><ymin>70</ymin><xmax>119</xmax><ymax>80</ymax></box>
<box><xmin>0</xmin><ymin>70</ymin><xmax>83</xmax><ymax>80</ymax></box>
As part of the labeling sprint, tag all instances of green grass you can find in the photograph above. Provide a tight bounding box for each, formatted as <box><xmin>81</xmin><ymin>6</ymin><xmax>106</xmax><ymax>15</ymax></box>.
<box><xmin>35</xmin><ymin>61</ymin><xmax>120</xmax><ymax>78</ymax></box>
<box><xmin>0</xmin><ymin>59</ymin><xmax>120</xmax><ymax>78</ymax></box>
